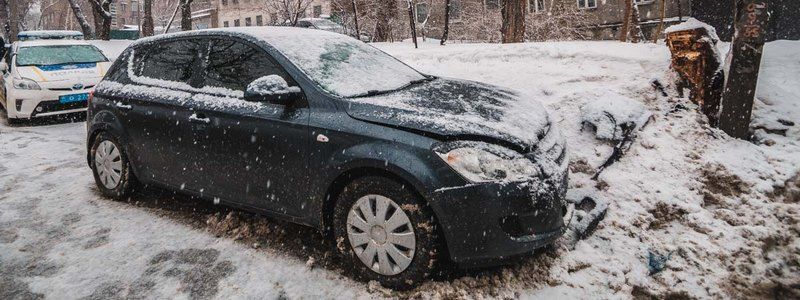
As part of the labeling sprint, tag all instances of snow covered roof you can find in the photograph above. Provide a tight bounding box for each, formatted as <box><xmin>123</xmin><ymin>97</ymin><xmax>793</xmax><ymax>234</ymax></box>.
<box><xmin>664</xmin><ymin>18</ymin><xmax>720</xmax><ymax>41</ymax></box>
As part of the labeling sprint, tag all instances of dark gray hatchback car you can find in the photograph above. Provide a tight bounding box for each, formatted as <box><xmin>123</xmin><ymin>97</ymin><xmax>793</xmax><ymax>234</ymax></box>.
<box><xmin>86</xmin><ymin>27</ymin><xmax>571</xmax><ymax>289</ymax></box>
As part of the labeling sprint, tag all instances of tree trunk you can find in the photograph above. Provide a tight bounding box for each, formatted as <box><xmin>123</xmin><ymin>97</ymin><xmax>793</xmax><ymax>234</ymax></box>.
<box><xmin>5</xmin><ymin>0</ymin><xmax>20</xmax><ymax>42</ymax></box>
<box><xmin>373</xmin><ymin>0</ymin><xmax>393</xmax><ymax>42</ymax></box>
<box><xmin>0</xmin><ymin>0</ymin><xmax>11</xmax><ymax>42</ymax></box>
<box><xmin>351</xmin><ymin>0</ymin><xmax>360</xmax><ymax>39</ymax></box>
<box><xmin>90</xmin><ymin>0</ymin><xmax>113</xmax><ymax>40</ymax></box>
<box><xmin>67</xmin><ymin>0</ymin><xmax>95</xmax><ymax>39</ymax></box>
<box><xmin>141</xmin><ymin>0</ymin><xmax>154</xmax><ymax>36</ymax></box>
<box><xmin>629</xmin><ymin>2</ymin><xmax>644</xmax><ymax>42</ymax></box>
<box><xmin>407</xmin><ymin>0</ymin><xmax>417</xmax><ymax>48</ymax></box>
<box><xmin>441</xmin><ymin>0</ymin><xmax>450</xmax><ymax>45</ymax></box>
<box><xmin>180</xmin><ymin>0</ymin><xmax>193</xmax><ymax>31</ymax></box>
<box><xmin>653</xmin><ymin>0</ymin><xmax>667</xmax><ymax>43</ymax></box>
<box><xmin>163</xmin><ymin>2</ymin><xmax>180</xmax><ymax>34</ymax></box>
<box><xmin>500</xmin><ymin>0</ymin><xmax>526</xmax><ymax>43</ymax></box>
<box><xmin>619</xmin><ymin>0</ymin><xmax>632</xmax><ymax>42</ymax></box>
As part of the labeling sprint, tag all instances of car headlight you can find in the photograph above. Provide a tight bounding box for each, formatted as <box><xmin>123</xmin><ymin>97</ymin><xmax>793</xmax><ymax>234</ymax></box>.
<box><xmin>434</xmin><ymin>141</ymin><xmax>540</xmax><ymax>183</ymax></box>
<box><xmin>13</xmin><ymin>78</ymin><xmax>41</xmax><ymax>90</ymax></box>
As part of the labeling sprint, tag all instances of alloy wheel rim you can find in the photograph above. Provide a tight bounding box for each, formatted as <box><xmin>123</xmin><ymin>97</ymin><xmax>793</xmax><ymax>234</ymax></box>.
<box><xmin>347</xmin><ymin>194</ymin><xmax>416</xmax><ymax>276</ymax></box>
<box><xmin>95</xmin><ymin>140</ymin><xmax>123</xmax><ymax>189</ymax></box>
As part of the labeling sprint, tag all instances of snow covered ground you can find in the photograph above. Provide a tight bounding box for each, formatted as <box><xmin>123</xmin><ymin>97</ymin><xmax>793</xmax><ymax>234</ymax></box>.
<box><xmin>1</xmin><ymin>39</ymin><xmax>798</xmax><ymax>299</ymax></box>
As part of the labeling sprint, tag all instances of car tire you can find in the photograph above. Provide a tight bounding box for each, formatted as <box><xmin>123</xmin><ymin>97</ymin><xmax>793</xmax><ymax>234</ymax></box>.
<box><xmin>90</xmin><ymin>132</ymin><xmax>137</xmax><ymax>199</ymax></box>
<box><xmin>333</xmin><ymin>176</ymin><xmax>442</xmax><ymax>290</ymax></box>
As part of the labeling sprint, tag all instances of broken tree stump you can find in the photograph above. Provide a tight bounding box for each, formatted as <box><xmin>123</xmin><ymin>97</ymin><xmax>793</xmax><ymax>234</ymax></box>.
<box><xmin>665</xmin><ymin>23</ymin><xmax>725</xmax><ymax>125</ymax></box>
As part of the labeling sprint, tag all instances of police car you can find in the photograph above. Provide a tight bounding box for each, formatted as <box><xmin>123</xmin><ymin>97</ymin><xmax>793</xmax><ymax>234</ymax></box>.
<box><xmin>0</xmin><ymin>39</ymin><xmax>110</xmax><ymax>123</ymax></box>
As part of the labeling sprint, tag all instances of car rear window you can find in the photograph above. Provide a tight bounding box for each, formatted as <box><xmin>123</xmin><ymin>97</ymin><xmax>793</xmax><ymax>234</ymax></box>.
<box><xmin>16</xmin><ymin>45</ymin><xmax>107</xmax><ymax>66</ymax></box>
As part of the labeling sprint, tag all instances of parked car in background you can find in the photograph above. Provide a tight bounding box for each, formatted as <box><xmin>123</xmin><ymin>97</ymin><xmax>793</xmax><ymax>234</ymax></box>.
<box><xmin>293</xmin><ymin>18</ymin><xmax>346</xmax><ymax>34</ymax></box>
<box><xmin>86</xmin><ymin>27</ymin><xmax>571</xmax><ymax>289</ymax></box>
<box><xmin>0</xmin><ymin>39</ymin><xmax>110</xmax><ymax>124</ymax></box>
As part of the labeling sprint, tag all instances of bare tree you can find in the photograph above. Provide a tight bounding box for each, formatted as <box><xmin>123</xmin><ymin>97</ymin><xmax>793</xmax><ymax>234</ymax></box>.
<box><xmin>67</xmin><ymin>0</ymin><xmax>94</xmax><ymax>39</ymax></box>
<box><xmin>180</xmin><ymin>0</ymin><xmax>193</xmax><ymax>30</ymax></box>
<box><xmin>526</xmin><ymin>0</ymin><xmax>592</xmax><ymax>41</ymax></box>
<box><xmin>629</xmin><ymin>1</ymin><xmax>643</xmax><ymax>42</ymax></box>
<box><xmin>441</xmin><ymin>0</ymin><xmax>451</xmax><ymax>45</ymax></box>
<box><xmin>619</xmin><ymin>0</ymin><xmax>632</xmax><ymax>42</ymax></box>
<box><xmin>89</xmin><ymin>0</ymin><xmax>114</xmax><ymax>40</ymax></box>
<box><xmin>406</xmin><ymin>0</ymin><xmax>417</xmax><ymax>47</ymax></box>
<box><xmin>500</xmin><ymin>0</ymin><xmax>526</xmax><ymax>43</ymax></box>
<box><xmin>653</xmin><ymin>0</ymin><xmax>667</xmax><ymax>43</ymax></box>
<box><xmin>140</xmin><ymin>0</ymin><xmax>153</xmax><ymax>36</ymax></box>
<box><xmin>0</xmin><ymin>0</ymin><xmax>12</xmax><ymax>41</ymax></box>
<box><xmin>266</xmin><ymin>0</ymin><xmax>312</xmax><ymax>26</ymax></box>
<box><xmin>351</xmin><ymin>0</ymin><xmax>360</xmax><ymax>38</ymax></box>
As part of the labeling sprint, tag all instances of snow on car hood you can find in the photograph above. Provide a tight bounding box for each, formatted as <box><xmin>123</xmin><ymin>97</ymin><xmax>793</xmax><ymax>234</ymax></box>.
<box><xmin>16</xmin><ymin>62</ymin><xmax>108</xmax><ymax>82</ymax></box>
<box><xmin>345</xmin><ymin>78</ymin><xmax>550</xmax><ymax>151</ymax></box>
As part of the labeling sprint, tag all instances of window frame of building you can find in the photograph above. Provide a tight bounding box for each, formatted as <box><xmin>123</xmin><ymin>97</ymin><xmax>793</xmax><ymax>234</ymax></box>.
<box><xmin>313</xmin><ymin>5</ymin><xmax>322</xmax><ymax>18</ymax></box>
<box><xmin>256</xmin><ymin>15</ymin><xmax>263</xmax><ymax>26</ymax></box>
<box><xmin>245</xmin><ymin>17</ymin><xmax>252</xmax><ymax>26</ymax></box>
<box><xmin>234</xmin><ymin>19</ymin><xmax>240</xmax><ymax>27</ymax></box>
<box><xmin>577</xmin><ymin>0</ymin><xmax>597</xmax><ymax>9</ymax></box>
<box><xmin>223</xmin><ymin>21</ymin><xmax>230</xmax><ymax>27</ymax></box>
<box><xmin>529</xmin><ymin>0</ymin><xmax>544</xmax><ymax>13</ymax></box>
<box><xmin>415</xmin><ymin>3</ymin><xmax>429</xmax><ymax>23</ymax></box>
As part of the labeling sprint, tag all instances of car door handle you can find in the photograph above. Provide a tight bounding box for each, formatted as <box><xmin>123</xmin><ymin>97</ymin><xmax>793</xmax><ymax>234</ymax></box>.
<box><xmin>189</xmin><ymin>113</ymin><xmax>211</xmax><ymax>124</ymax></box>
<box><xmin>115</xmin><ymin>102</ymin><xmax>132</xmax><ymax>110</ymax></box>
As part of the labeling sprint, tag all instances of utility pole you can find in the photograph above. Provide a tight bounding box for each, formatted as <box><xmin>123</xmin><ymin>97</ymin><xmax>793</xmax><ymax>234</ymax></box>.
<box><xmin>717</xmin><ymin>0</ymin><xmax>770</xmax><ymax>139</ymax></box>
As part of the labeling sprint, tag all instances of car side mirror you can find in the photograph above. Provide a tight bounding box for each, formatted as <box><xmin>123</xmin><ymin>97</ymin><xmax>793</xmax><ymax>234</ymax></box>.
<box><xmin>244</xmin><ymin>75</ymin><xmax>302</xmax><ymax>105</ymax></box>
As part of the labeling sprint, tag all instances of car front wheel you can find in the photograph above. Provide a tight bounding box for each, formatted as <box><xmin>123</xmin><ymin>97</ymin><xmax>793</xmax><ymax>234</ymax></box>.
<box><xmin>90</xmin><ymin>132</ymin><xmax>137</xmax><ymax>198</ymax></box>
<box><xmin>333</xmin><ymin>176</ymin><xmax>442</xmax><ymax>290</ymax></box>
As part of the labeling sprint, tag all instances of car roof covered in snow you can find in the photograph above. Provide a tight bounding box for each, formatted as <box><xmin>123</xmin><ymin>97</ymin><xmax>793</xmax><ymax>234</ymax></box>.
<box><xmin>131</xmin><ymin>26</ymin><xmax>342</xmax><ymax>47</ymax></box>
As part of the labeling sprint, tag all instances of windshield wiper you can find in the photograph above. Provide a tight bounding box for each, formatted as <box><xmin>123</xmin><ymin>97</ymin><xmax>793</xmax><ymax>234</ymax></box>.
<box><xmin>351</xmin><ymin>75</ymin><xmax>435</xmax><ymax>98</ymax></box>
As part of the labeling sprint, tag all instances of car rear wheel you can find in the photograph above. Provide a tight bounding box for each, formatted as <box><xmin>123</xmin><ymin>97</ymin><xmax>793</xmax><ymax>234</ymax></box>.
<box><xmin>90</xmin><ymin>132</ymin><xmax>137</xmax><ymax>198</ymax></box>
<box><xmin>333</xmin><ymin>176</ymin><xmax>441</xmax><ymax>290</ymax></box>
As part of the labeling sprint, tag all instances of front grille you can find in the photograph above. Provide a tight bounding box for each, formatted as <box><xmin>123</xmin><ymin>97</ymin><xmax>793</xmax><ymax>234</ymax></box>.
<box><xmin>31</xmin><ymin>99</ymin><xmax>87</xmax><ymax>116</ymax></box>
<box><xmin>48</xmin><ymin>85</ymin><xmax>95</xmax><ymax>91</ymax></box>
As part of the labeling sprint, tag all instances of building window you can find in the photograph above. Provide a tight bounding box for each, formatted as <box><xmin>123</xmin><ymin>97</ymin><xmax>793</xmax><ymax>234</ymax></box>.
<box><xmin>256</xmin><ymin>15</ymin><xmax>263</xmax><ymax>26</ymax></box>
<box><xmin>223</xmin><ymin>21</ymin><xmax>229</xmax><ymax>27</ymax></box>
<box><xmin>120</xmin><ymin>17</ymin><xmax>126</xmax><ymax>25</ymax></box>
<box><xmin>449</xmin><ymin>0</ymin><xmax>461</xmax><ymax>20</ymax></box>
<box><xmin>313</xmin><ymin>5</ymin><xmax>322</xmax><ymax>18</ymax></box>
<box><xmin>131</xmin><ymin>0</ymin><xmax>138</xmax><ymax>12</ymax></box>
<box><xmin>245</xmin><ymin>17</ymin><xmax>252</xmax><ymax>26</ymax></box>
<box><xmin>234</xmin><ymin>19</ymin><xmax>240</xmax><ymax>27</ymax></box>
<box><xmin>484</xmin><ymin>0</ymin><xmax>499</xmax><ymax>9</ymax></box>
<box><xmin>529</xmin><ymin>0</ymin><xmax>544</xmax><ymax>13</ymax></box>
<box><xmin>415</xmin><ymin>3</ymin><xmax>428</xmax><ymax>23</ymax></box>
<box><xmin>120</xmin><ymin>2</ymin><xmax>127</xmax><ymax>12</ymax></box>
<box><xmin>577</xmin><ymin>0</ymin><xmax>596</xmax><ymax>9</ymax></box>
<box><xmin>222</xmin><ymin>0</ymin><xmax>227</xmax><ymax>5</ymax></box>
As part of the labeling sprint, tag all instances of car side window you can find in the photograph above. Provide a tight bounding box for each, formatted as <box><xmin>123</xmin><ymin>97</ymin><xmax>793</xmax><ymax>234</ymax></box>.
<box><xmin>133</xmin><ymin>39</ymin><xmax>206</xmax><ymax>87</ymax></box>
<box><xmin>202</xmin><ymin>38</ymin><xmax>295</xmax><ymax>92</ymax></box>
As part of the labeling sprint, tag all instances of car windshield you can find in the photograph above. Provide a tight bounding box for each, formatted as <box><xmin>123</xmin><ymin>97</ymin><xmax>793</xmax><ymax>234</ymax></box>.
<box><xmin>265</xmin><ymin>32</ymin><xmax>426</xmax><ymax>98</ymax></box>
<box><xmin>16</xmin><ymin>45</ymin><xmax>107</xmax><ymax>66</ymax></box>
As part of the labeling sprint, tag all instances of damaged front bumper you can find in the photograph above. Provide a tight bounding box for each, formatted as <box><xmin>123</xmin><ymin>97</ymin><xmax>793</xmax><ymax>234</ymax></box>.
<box><xmin>430</xmin><ymin>171</ymin><xmax>570</xmax><ymax>268</ymax></box>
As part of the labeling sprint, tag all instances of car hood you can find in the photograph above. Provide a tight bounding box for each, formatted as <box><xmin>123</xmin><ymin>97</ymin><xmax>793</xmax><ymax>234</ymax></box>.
<box><xmin>15</xmin><ymin>62</ymin><xmax>109</xmax><ymax>82</ymax></box>
<box><xmin>344</xmin><ymin>78</ymin><xmax>550</xmax><ymax>151</ymax></box>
